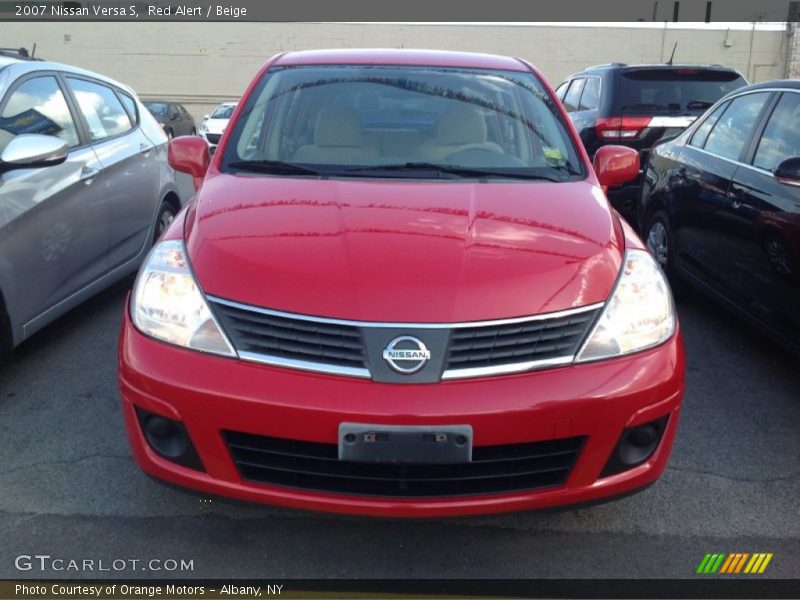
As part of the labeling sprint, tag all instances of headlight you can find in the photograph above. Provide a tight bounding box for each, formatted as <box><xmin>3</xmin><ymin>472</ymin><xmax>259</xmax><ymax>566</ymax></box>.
<box><xmin>198</xmin><ymin>123</ymin><xmax>208</xmax><ymax>134</ymax></box>
<box><xmin>131</xmin><ymin>240</ymin><xmax>236</xmax><ymax>357</ymax></box>
<box><xmin>576</xmin><ymin>249</ymin><xmax>675</xmax><ymax>362</ymax></box>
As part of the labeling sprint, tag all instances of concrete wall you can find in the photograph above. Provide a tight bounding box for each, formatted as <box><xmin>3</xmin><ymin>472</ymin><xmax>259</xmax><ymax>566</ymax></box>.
<box><xmin>789</xmin><ymin>23</ymin><xmax>800</xmax><ymax>78</ymax></box>
<box><xmin>3</xmin><ymin>22</ymin><xmax>791</xmax><ymax>122</ymax></box>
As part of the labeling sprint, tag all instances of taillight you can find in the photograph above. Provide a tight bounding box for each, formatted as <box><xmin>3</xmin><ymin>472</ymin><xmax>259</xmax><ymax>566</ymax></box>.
<box><xmin>595</xmin><ymin>116</ymin><xmax>652</xmax><ymax>140</ymax></box>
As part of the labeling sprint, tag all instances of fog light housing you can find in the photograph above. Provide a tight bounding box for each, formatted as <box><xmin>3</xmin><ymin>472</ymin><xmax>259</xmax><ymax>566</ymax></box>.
<box><xmin>136</xmin><ymin>407</ymin><xmax>204</xmax><ymax>471</ymax></box>
<box><xmin>601</xmin><ymin>416</ymin><xmax>668</xmax><ymax>477</ymax></box>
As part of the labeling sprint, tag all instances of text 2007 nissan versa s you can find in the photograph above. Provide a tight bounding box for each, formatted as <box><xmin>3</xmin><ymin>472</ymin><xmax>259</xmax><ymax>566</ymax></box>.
<box><xmin>118</xmin><ymin>50</ymin><xmax>685</xmax><ymax>517</ymax></box>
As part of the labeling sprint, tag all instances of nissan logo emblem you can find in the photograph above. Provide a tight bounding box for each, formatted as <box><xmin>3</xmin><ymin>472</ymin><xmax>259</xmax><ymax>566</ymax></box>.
<box><xmin>382</xmin><ymin>336</ymin><xmax>431</xmax><ymax>374</ymax></box>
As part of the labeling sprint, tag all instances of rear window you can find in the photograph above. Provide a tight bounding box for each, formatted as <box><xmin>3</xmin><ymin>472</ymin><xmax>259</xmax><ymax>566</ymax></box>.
<box><xmin>618</xmin><ymin>68</ymin><xmax>746</xmax><ymax>114</ymax></box>
<box><xmin>222</xmin><ymin>64</ymin><xmax>584</xmax><ymax>181</ymax></box>
<box><xmin>144</xmin><ymin>102</ymin><xmax>168</xmax><ymax>117</ymax></box>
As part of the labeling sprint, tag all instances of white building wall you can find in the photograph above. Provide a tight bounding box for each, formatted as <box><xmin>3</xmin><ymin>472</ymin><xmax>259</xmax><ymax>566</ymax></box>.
<box><xmin>3</xmin><ymin>22</ymin><xmax>790</xmax><ymax>121</ymax></box>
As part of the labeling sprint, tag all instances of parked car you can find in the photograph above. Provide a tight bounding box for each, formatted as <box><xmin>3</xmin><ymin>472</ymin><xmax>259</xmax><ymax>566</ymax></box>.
<box><xmin>556</xmin><ymin>63</ymin><xmax>747</xmax><ymax>223</ymax></box>
<box><xmin>640</xmin><ymin>79</ymin><xmax>800</xmax><ymax>354</ymax></box>
<box><xmin>198</xmin><ymin>101</ymin><xmax>237</xmax><ymax>149</ymax></box>
<box><xmin>142</xmin><ymin>100</ymin><xmax>196</xmax><ymax>139</ymax></box>
<box><xmin>0</xmin><ymin>52</ymin><xmax>183</xmax><ymax>360</ymax></box>
<box><xmin>119</xmin><ymin>49</ymin><xmax>684</xmax><ymax>517</ymax></box>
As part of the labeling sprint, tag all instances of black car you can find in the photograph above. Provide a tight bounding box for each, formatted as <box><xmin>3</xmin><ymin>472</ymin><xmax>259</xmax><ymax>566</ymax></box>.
<box><xmin>556</xmin><ymin>63</ymin><xmax>747</xmax><ymax>222</ymax></box>
<box><xmin>640</xmin><ymin>80</ymin><xmax>800</xmax><ymax>354</ymax></box>
<box><xmin>142</xmin><ymin>100</ymin><xmax>196</xmax><ymax>139</ymax></box>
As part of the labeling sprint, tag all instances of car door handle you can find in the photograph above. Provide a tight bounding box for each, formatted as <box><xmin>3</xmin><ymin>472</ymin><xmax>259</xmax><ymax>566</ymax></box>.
<box><xmin>729</xmin><ymin>186</ymin><xmax>745</xmax><ymax>209</ymax></box>
<box><xmin>79</xmin><ymin>166</ymin><xmax>100</xmax><ymax>183</ymax></box>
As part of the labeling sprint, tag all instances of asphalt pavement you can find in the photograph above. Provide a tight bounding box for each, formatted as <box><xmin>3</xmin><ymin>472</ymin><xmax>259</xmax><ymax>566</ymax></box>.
<box><xmin>1</xmin><ymin>279</ymin><xmax>798</xmax><ymax>580</ymax></box>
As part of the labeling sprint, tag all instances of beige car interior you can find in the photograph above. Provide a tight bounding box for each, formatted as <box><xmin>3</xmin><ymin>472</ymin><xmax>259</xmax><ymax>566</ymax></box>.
<box><xmin>292</xmin><ymin>101</ymin><xmax>502</xmax><ymax>163</ymax></box>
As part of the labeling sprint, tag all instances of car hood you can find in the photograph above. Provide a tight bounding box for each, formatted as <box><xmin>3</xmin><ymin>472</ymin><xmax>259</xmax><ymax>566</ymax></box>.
<box><xmin>185</xmin><ymin>173</ymin><xmax>623</xmax><ymax>323</ymax></box>
<box><xmin>204</xmin><ymin>118</ymin><xmax>229</xmax><ymax>134</ymax></box>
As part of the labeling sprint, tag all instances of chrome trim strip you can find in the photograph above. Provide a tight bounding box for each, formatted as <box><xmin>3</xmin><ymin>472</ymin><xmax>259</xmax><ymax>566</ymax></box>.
<box><xmin>689</xmin><ymin>145</ymin><xmax>775</xmax><ymax>177</ymax></box>
<box><xmin>441</xmin><ymin>355</ymin><xmax>575</xmax><ymax>380</ymax></box>
<box><xmin>237</xmin><ymin>351</ymin><xmax>371</xmax><ymax>379</ymax></box>
<box><xmin>208</xmin><ymin>296</ymin><xmax>604</xmax><ymax>330</ymax></box>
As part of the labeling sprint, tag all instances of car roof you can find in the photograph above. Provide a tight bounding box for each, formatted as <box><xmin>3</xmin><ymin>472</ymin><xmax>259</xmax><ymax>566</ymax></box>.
<box><xmin>569</xmin><ymin>63</ymin><xmax>742</xmax><ymax>77</ymax></box>
<box><xmin>0</xmin><ymin>58</ymin><xmax>134</xmax><ymax>94</ymax></box>
<box><xmin>273</xmin><ymin>49</ymin><xmax>529</xmax><ymax>72</ymax></box>
<box><xmin>0</xmin><ymin>55</ymin><xmax>22</xmax><ymax>70</ymax></box>
<box><xmin>736</xmin><ymin>79</ymin><xmax>800</xmax><ymax>92</ymax></box>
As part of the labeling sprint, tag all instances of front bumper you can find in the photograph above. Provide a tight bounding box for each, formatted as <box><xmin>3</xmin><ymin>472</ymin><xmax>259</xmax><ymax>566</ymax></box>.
<box><xmin>118</xmin><ymin>307</ymin><xmax>685</xmax><ymax>517</ymax></box>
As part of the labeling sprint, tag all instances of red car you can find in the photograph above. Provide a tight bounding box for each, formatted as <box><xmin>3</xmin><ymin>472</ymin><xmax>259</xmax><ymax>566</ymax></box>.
<box><xmin>118</xmin><ymin>49</ymin><xmax>684</xmax><ymax>517</ymax></box>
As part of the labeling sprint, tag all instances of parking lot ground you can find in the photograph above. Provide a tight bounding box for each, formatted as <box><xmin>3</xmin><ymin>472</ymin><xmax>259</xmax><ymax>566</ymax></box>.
<box><xmin>1</xmin><ymin>281</ymin><xmax>799</xmax><ymax>579</ymax></box>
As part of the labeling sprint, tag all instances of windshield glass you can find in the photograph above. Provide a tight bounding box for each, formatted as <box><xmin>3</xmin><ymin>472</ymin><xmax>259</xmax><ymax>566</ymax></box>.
<box><xmin>221</xmin><ymin>65</ymin><xmax>583</xmax><ymax>180</ymax></box>
<box><xmin>143</xmin><ymin>101</ymin><xmax>168</xmax><ymax>117</ymax></box>
<box><xmin>211</xmin><ymin>104</ymin><xmax>236</xmax><ymax>119</ymax></box>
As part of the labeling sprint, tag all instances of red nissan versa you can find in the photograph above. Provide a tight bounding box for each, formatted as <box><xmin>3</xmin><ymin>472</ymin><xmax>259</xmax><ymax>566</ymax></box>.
<box><xmin>118</xmin><ymin>50</ymin><xmax>685</xmax><ymax>517</ymax></box>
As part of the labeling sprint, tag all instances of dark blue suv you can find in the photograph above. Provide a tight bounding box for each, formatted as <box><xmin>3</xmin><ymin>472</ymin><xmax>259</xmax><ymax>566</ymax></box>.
<box><xmin>556</xmin><ymin>63</ymin><xmax>747</xmax><ymax>224</ymax></box>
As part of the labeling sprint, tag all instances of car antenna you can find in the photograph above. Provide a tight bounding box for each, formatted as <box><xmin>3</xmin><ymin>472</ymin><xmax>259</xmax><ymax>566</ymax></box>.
<box><xmin>666</xmin><ymin>42</ymin><xmax>678</xmax><ymax>65</ymax></box>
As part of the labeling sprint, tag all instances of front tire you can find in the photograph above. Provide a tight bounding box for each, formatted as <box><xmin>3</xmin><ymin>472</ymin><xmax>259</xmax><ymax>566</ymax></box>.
<box><xmin>645</xmin><ymin>209</ymin><xmax>685</xmax><ymax>296</ymax></box>
<box><xmin>153</xmin><ymin>201</ymin><xmax>177</xmax><ymax>245</ymax></box>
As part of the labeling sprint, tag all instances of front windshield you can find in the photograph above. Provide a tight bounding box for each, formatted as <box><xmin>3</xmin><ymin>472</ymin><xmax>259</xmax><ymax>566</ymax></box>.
<box><xmin>212</xmin><ymin>104</ymin><xmax>236</xmax><ymax>119</ymax></box>
<box><xmin>221</xmin><ymin>65</ymin><xmax>583</xmax><ymax>180</ymax></box>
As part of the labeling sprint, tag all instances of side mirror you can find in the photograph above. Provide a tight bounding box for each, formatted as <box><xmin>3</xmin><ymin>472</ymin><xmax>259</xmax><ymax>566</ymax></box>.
<box><xmin>168</xmin><ymin>136</ymin><xmax>210</xmax><ymax>190</ymax></box>
<box><xmin>0</xmin><ymin>134</ymin><xmax>68</xmax><ymax>172</ymax></box>
<box><xmin>593</xmin><ymin>145</ymin><xmax>641</xmax><ymax>189</ymax></box>
<box><xmin>203</xmin><ymin>114</ymin><xmax>210</xmax><ymax>121</ymax></box>
<box><xmin>775</xmin><ymin>157</ymin><xmax>800</xmax><ymax>187</ymax></box>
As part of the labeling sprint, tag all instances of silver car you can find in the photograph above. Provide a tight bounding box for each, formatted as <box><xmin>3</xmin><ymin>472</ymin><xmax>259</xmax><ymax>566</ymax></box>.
<box><xmin>0</xmin><ymin>52</ymin><xmax>184</xmax><ymax>359</ymax></box>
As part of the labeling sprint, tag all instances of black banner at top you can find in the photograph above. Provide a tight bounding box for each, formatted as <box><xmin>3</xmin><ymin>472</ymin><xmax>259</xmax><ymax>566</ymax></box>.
<box><xmin>0</xmin><ymin>0</ymin><xmax>797</xmax><ymax>22</ymax></box>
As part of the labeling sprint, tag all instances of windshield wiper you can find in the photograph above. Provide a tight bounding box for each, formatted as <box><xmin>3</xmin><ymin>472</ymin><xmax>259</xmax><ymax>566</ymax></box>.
<box><xmin>342</xmin><ymin>162</ymin><xmax>567</xmax><ymax>181</ymax></box>
<box><xmin>227</xmin><ymin>160</ymin><xmax>324</xmax><ymax>176</ymax></box>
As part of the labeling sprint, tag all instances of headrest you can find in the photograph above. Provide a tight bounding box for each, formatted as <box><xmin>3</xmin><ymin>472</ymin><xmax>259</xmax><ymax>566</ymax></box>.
<box><xmin>315</xmin><ymin>107</ymin><xmax>363</xmax><ymax>147</ymax></box>
<box><xmin>437</xmin><ymin>103</ymin><xmax>488</xmax><ymax>145</ymax></box>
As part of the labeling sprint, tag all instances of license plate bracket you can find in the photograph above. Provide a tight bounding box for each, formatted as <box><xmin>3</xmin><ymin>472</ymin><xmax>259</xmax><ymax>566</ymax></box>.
<box><xmin>338</xmin><ymin>423</ymin><xmax>473</xmax><ymax>464</ymax></box>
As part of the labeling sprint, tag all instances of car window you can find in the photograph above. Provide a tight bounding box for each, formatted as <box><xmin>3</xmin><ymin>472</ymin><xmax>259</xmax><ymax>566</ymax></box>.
<box><xmin>224</xmin><ymin>64</ymin><xmax>583</xmax><ymax>180</ymax></box>
<box><xmin>555</xmin><ymin>82</ymin><xmax>569</xmax><ymax>101</ymax></box>
<box><xmin>563</xmin><ymin>78</ymin><xmax>585</xmax><ymax>112</ymax></box>
<box><xmin>703</xmin><ymin>92</ymin><xmax>770</xmax><ymax>162</ymax></box>
<box><xmin>144</xmin><ymin>101</ymin><xmax>168</xmax><ymax>117</ymax></box>
<box><xmin>689</xmin><ymin>101</ymin><xmax>728</xmax><ymax>149</ymax></box>
<box><xmin>753</xmin><ymin>92</ymin><xmax>800</xmax><ymax>172</ymax></box>
<box><xmin>117</xmin><ymin>92</ymin><xmax>138</xmax><ymax>125</ymax></box>
<box><xmin>619</xmin><ymin>68</ymin><xmax>746</xmax><ymax>113</ymax></box>
<box><xmin>578</xmin><ymin>77</ymin><xmax>601</xmax><ymax>111</ymax></box>
<box><xmin>211</xmin><ymin>104</ymin><xmax>236</xmax><ymax>119</ymax></box>
<box><xmin>0</xmin><ymin>75</ymin><xmax>80</xmax><ymax>153</ymax></box>
<box><xmin>66</xmin><ymin>77</ymin><xmax>133</xmax><ymax>142</ymax></box>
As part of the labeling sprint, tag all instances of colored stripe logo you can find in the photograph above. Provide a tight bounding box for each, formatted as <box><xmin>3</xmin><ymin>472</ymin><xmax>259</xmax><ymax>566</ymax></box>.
<box><xmin>697</xmin><ymin>553</ymin><xmax>773</xmax><ymax>574</ymax></box>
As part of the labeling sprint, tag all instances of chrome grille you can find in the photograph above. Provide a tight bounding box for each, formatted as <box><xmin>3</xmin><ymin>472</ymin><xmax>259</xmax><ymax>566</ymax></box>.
<box><xmin>443</xmin><ymin>309</ymin><xmax>600</xmax><ymax>375</ymax></box>
<box><xmin>211</xmin><ymin>299</ymin><xmax>368</xmax><ymax>374</ymax></box>
<box><xmin>208</xmin><ymin>296</ymin><xmax>602</xmax><ymax>380</ymax></box>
